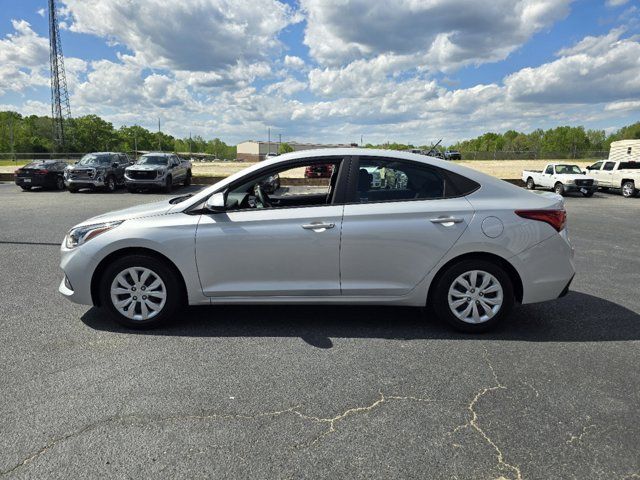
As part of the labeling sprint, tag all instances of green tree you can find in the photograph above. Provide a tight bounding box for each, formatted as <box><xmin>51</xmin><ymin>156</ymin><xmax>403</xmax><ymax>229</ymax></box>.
<box><xmin>279</xmin><ymin>142</ymin><xmax>294</xmax><ymax>154</ymax></box>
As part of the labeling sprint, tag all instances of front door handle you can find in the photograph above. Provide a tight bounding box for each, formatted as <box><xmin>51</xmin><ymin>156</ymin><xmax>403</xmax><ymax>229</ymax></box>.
<box><xmin>302</xmin><ymin>222</ymin><xmax>335</xmax><ymax>231</ymax></box>
<box><xmin>430</xmin><ymin>216</ymin><xmax>464</xmax><ymax>225</ymax></box>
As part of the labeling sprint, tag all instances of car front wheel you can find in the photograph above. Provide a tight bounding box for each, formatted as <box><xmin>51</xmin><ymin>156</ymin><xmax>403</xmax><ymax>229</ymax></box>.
<box><xmin>99</xmin><ymin>254</ymin><xmax>182</xmax><ymax>328</ymax></box>
<box><xmin>526</xmin><ymin>177</ymin><xmax>535</xmax><ymax>190</ymax></box>
<box><xmin>431</xmin><ymin>259</ymin><xmax>514</xmax><ymax>332</ymax></box>
<box><xmin>554</xmin><ymin>182</ymin><xmax>565</xmax><ymax>196</ymax></box>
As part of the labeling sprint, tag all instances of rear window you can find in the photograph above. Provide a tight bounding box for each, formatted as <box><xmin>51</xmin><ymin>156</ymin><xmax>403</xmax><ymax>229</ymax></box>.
<box><xmin>619</xmin><ymin>162</ymin><xmax>640</xmax><ymax>170</ymax></box>
<box><xmin>24</xmin><ymin>161</ymin><xmax>55</xmax><ymax>169</ymax></box>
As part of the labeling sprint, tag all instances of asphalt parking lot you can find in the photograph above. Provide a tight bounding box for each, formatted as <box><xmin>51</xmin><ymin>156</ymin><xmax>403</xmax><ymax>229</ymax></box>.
<box><xmin>0</xmin><ymin>183</ymin><xmax>638</xmax><ymax>479</ymax></box>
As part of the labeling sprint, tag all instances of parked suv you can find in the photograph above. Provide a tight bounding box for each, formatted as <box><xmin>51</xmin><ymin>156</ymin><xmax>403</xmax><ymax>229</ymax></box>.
<box><xmin>64</xmin><ymin>152</ymin><xmax>132</xmax><ymax>193</ymax></box>
<box><xmin>124</xmin><ymin>153</ymin><xmax>192</xmax><ymax>193</ymax></box>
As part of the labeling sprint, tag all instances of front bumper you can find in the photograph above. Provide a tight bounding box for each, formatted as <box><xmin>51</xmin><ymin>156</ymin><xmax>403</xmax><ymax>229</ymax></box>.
<box><xmin>563</xmin><ymin>184</ymin><xmax>597</xmax><ymax>193</ymax></box>
<box><xmin>124</xmin><ymin>178</ymin><xmax>165</xmax><ymax>188</ymax></box>
<box><xmin>59</xmin><ymin>245</ymin><xmax>98</xmax><ymax>305</ymax></box>
<box><xmin>65</xmin><ymin>178</ymin><xmax>106</xmax><ymax>188</ymax></box>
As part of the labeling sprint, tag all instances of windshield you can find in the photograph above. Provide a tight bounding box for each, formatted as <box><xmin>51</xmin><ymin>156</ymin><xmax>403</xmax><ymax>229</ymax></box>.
<box><xmin>555</xmin><ymin>164</ymin><xmax>583</xmax><ymax>174</ymax></box>
<box><xmin>137</xmin><ymin>156</ymin><xmax>168</xmax><ymax>166</ymax></box>
<box><xmin>78</xmin><ymin>154</ymin><xmax>110</xmax><ymax>166</ymax></box>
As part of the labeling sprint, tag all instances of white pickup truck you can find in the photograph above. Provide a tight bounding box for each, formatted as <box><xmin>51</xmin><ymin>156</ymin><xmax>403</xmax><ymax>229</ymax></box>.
<box><xmin>585</xmin><ymin>159</ymin><xmax>640</xmax><ymax>198</ymax></box>
<box><xmin>522</xmin><ymin>163</ymin><xmax>598</xmax><ymax>197</ymax></box>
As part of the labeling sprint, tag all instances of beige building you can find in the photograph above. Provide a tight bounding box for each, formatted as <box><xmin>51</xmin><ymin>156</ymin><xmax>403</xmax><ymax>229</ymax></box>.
<box><xmin>608</xmin><ymin>140</ymin><xmax>640</xmax><ymax>162</ymax></box>
<box><xmin>236</xmin><ymin>140</ymin><xmax>355</xmax><ymax>162</ymax></box>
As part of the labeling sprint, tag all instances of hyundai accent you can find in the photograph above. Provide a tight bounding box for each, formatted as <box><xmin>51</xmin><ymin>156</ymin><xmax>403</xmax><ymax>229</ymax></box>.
<box><xmin>59</xmin><ymin>149</ymin><xmax>575</xmax><ymax>332</ymax></box>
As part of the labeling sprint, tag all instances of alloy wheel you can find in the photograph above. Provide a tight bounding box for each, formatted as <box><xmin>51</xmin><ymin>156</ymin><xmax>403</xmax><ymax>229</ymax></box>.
<box><xmin>622</xmin><ymin>182</ymin><xmax>634</xmax><ymax>197</ymax></box>
<box><xmin>110</xmin><ymin>266</ymin><xmax>167</xmax><ymax>321</ymax></box>
<box><xmin>447</xmin><ymin>270</ymin><xmax>504</xmax><ymax>324</ymax></box>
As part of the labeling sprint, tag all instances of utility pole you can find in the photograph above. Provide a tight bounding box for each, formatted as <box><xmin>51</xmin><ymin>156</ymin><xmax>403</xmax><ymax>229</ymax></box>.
<box><xmin>360</xmin><ymin>134</ymin><xmax>363</xmax><ymax>146</ymax></box>
<box><xmin>189</xmin><ymin>131</ymin><xmax>192</xmax><ymax>156</ymax></box>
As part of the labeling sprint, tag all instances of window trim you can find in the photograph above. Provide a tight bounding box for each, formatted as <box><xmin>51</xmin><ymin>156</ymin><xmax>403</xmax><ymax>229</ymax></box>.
<box><xmin>193</xmin><ymin>156</ymin><xmax>354</xmax><ymax>215</ymax></box>
<box><xmin>343</xmin><ymin>156</ymin><xmax>479</xmax><ymax>206</ymax></box>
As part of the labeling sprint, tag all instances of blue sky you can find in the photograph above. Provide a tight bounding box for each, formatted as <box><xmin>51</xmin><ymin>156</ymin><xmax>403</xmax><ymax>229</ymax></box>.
<box><xmin>0</xmin><ymin>0</ymin><xmax>639</xmax><ymax>144</ymax></box>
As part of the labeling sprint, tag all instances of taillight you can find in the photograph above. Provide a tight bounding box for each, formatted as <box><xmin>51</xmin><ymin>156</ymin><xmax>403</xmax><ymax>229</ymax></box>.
<box><xmin>36</xmin><ymin>169</ymin><xmax>49</xmax><ymax>174</ymax></box>
<box><xmin>515</xmin><ymin>209</ymin><xmax>567</xmax><ymax>232</ymax></box>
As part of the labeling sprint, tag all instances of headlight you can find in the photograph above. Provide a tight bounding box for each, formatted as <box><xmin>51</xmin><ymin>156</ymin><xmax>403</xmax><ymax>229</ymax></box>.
<box><xmin>565</xmin><ymin>179</ymin><xmax>575</xmax><ymax>184</ymax></box>
<box><xmin>156</xmin><ymin>169</ymin><xmax>165</xmax><ymax>178</ymax></box>
<box><xmin>592</xmin><ymin>179</ymin><xmax>598</xmax><ymax>186</ymax></box>
<box><xmin>64</xmin><ymin>221</ymin><xmax>123</xmax><ymax>249</ymax></box>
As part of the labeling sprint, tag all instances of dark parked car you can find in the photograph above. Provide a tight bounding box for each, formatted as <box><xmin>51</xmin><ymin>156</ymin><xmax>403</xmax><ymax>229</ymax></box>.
<box><xmin>64</xmin><ymin>152</ymin><xmax>132</xmax><ymax>193</ymax></box>
<box><xmin>304</xmin><ymin>164</ymin><xmax>334</xmax><ymax>178</ymax></box>
<box><xmin>14</xmin><ymin>160</ymin><xmax>67</xmax><ymax>191</ymax></box>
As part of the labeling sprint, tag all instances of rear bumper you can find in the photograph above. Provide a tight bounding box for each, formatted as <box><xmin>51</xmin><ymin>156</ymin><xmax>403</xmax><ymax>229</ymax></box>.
<box><xmin>15</xmin><ymin>176</ymin><xmax>53</xmax><ymax>187</ymax></box>
<box><xmin>511</xmin><ymin>230</ymin><xmax>576</xmax><ymax>304</ymax></box>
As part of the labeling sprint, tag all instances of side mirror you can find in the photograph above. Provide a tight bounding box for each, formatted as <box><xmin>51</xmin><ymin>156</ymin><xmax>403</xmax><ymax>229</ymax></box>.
<box><xmin>205</xmin><ymin>192</ymin><xmax>226</xmax><ymax>212</ymax></box>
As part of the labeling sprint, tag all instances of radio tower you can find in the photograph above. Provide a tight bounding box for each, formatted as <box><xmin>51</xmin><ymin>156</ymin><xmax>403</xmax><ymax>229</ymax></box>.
<box><xmin>48</xmin><ymin>0</ymin><xmax>72</xmax><ymax>152</ymax></box>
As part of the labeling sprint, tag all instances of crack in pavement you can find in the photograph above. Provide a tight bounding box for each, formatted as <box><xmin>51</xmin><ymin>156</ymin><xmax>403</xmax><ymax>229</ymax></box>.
<box><xmin>0</xmin><ymin>391</ymin><xmax>434</xmax><ymax>476</ymax></box>
<box><xmin>448</xmin><ymin>346</ymin><xmax>523</xmax><ymax>480</ymax></box>
<box><xmin>566</xmin><ymin>424</ymin><xmax>596</xmax><ymax>445</ymax></box>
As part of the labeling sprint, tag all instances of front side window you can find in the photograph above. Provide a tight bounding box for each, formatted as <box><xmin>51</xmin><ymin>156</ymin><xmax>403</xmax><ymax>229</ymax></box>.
<box><xmin>545</xmin><ymin>165</ymin><xmax>554</xmax><ymax>174</ymax></box>
<box><xmin>589</xmin><ymin>161</ymin><xmax>603</xmax><ymax>170</ymax></box>
<box><xmin>224</xmin><ymin>158</ymin><xmax>342</xmax><ymax>210</ymax></box>
<box><xmin>603</xmin><ymin>162</ymin><xmax>616</xmax><ymax>171</ymax></box>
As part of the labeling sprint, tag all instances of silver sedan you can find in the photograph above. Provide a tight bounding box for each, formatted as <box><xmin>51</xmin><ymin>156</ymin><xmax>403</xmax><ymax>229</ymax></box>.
<box><xmin>59</xmin><ymin>148</ymin><xmax>575</xmax><ymax>332</ymax></box>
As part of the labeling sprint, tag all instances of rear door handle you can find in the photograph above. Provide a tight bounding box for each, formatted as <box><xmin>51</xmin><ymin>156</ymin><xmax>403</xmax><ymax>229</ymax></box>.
<box><xmin>302</xmin><ymin>222</ymin><xmax>335</xmax><ymax>231</ymax></box>
<box><xmin>430</xmin><ymin>216</ymin><xmax>464</xmax><ymax>225</ymax></box>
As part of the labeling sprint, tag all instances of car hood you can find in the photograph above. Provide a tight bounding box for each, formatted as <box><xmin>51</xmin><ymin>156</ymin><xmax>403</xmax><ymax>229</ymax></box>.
<box><xmin>75</xmin><ymin>199</ymin><xmax>174</xmax><ymax>227</ymax></box>
<box><xmin>67</xmin><ymin>165</ymin><xmax>98</xmax><ymax>171</ymax></box>
<box><xmin>555</xmin><ymin>174</ymin><xmax>596</xmax><ymax>181</ymax></box>
<box><xmin>127</xmin><ymin>165</ymin><xmax>165</xmax><ymax>171</ymax></box>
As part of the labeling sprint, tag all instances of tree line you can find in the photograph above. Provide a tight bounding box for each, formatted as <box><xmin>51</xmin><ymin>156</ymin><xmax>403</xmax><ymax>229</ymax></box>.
<box><xmin>1</xmin><ymin>110</ymin><xmax>638</xmax><ymax>160</ymax></box>
<box><xmin>0</xmin><ymin>112</ymin><xmax>236</xmax><ymax>160</ymax></box>
<box><xmin>363</xmin><ymin>122</ymin><xmax>640</xmax><ymax>159</ymax></box>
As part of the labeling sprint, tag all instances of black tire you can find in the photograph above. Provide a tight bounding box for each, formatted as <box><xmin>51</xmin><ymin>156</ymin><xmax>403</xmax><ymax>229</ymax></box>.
<box><xmin>431</xmin><ymin>259</ymin><xmax>514</xmax><ymax>333</ymax></box>
<box><xmin>621</xmin><ymin>181</ymin><xmax>637</xmax><ymax>198</ymax></box>
<box><xmin>526</xmin><ymin>177</ymin><xmax>535</xmax><ymax>190</ymax></box>
<box><xmin>68</xmin><ymin>186</ymin><xmax>78</xmax><ymax>193</ymax></box>
<box><xmin>105</xmin><ymin>175</ymin><xmax>116</xmax><ymax>192</ymax></box>
<box><xmin>183</xmin><ymin>171</ymin><xmax>192</xmax><ymax>186</ymax></box>
<box><xmin>163</xmin><ymin>175</ymin><xmax>173</xmax><ymax>193</ymax></box>
<box><xmin>582</xmin><ymin>190</ymin><xmax>594</xmax><ymax>197</ymax></box>
<box><xmin>20</xmin><ymin>185</ymin><xmax>32</xmax><ymax>191</ymax></box>
<box><xmin>56</xmin><ymin>176</ymin><xmax>65</xmax><ymax>190</ymax></box>
<box><xmin>99</xmin><ymin>254</ymin><xmax>183</xmax><ymax>329</ymax></box>
<box><xmin>554</xmin><ymin>182</ymin><xmax>565</xmax><ymax>196</ymax></box>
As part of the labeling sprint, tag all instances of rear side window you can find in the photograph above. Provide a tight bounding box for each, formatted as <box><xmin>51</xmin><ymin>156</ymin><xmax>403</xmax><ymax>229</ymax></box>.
<box><xmin>619</xmin><ymin>162</ymin><xmax>640</xmax><ymax>169</ymax></box>
<box><xmin>354</xmin><ymin>157</ymin><xmax>478</xmax><ymax>203</ymax></box>
<box><xmin>603</xmin><ymin>162</ymin><xmax>616</xmax><ymax>171</ymax></box>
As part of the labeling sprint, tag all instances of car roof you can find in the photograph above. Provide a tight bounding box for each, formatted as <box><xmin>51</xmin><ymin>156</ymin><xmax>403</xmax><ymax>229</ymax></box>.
<box><xmin>140</xmin><ymin>152</ymin><xmax>174</xmax><ymax>157</ymax></box>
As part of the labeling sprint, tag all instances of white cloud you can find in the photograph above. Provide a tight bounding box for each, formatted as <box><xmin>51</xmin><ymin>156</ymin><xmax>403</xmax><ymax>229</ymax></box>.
<box><xmin>301</xmin><ymin>0</ymin><xmax>572</xmax><ymax>70</ymax></box>
<box><xmin>505</xmin><ymin>29</ymin><xmax>640</xmax><ymax>103</ymax></box>
<box><xmin>60</xmin><ymin>0</ymin><xmax>298</xmax><ymax>71</ymax></box>
<box><xmin>0</xmin><ymin>20</ymin><xmax>49</xmax><ymax>94</ymax></box>
<box><xmin>284</xmin><ymin>55</ymin><xmax>306</xmax><ymax>69</ymax></box>
<box><xmin>264</xmin><ymin>78</ymin><xmax>307</xmax><ymax>96</ymax></box>
<box><xmin>606</xmin><ymin>0</ymin><xmax>630</xmax><ymax>7</ymax></box>
<box><xmin>36</xmin><ymin>8</ymin><xmax>46</xmax><ymax>17</ymax></box>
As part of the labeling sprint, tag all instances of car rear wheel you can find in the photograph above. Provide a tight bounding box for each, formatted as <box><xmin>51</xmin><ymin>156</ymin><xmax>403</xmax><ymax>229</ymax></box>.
<box><xmin>526</xmin><ymin>177</ymin><xmax>535</xmax><ymax>190</ymax></box>
<box><xmin>183</xmin><ymin>171</ymin><xmax>192</xmax><ymax>186</ymax></box>
<box><xmin>622</xmin><ymin>181</ymin><xmax>637</xmax><ymax>198</ymax></box>
<box><xmin>56</xmin><ymin>176</ymin><xmax>65</xmax><ymax>190</ymax></box>
<box><xmin>554</xmin><ymin>182</ymin><xmax>565</xmax><ymax>196</ymax></box>
<box><xmin>99</xmin><ymin>254</ymin><xmax>182</xmax><ymax>328</ymax></box>
<box><xmin>431</xmin><ymin>259</ymin><xmax>514</xmax><ymax>333</ymax></box>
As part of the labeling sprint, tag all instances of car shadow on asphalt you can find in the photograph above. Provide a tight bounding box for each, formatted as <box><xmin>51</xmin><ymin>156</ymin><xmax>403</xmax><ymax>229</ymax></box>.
<box><xmin>81</xmin><ymin>291</ymin><xmax>640</xmax><ymax>348</ymax></box>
